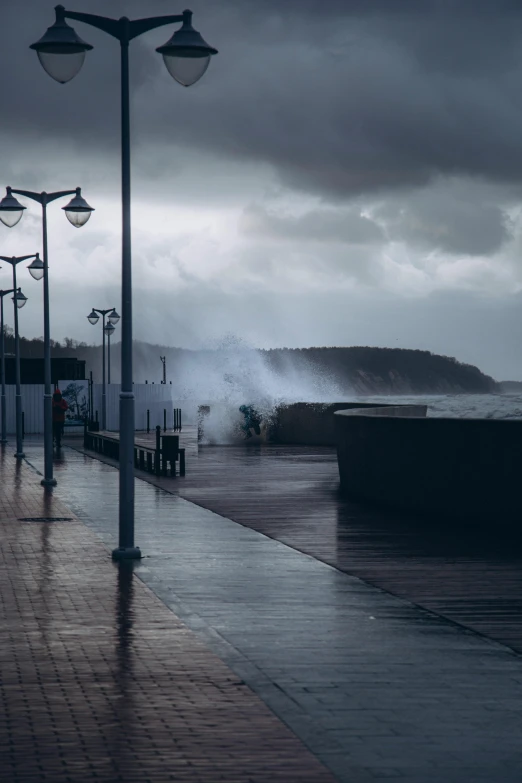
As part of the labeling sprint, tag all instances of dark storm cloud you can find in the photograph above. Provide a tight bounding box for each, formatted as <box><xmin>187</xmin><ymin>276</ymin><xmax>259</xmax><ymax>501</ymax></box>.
<box><xmin>3</xmin><ymin>0</ymin><xmax>522</xmax><ymax>200</ymax></box>
<box><xmin>142</xmin><ymin>0</ymin><xmax>522</xmax><ymax>199</ymax></box>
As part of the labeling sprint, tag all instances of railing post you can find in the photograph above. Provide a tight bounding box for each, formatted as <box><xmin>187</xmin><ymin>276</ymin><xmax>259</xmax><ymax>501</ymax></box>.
<box><xmin>155</xmin><ymin>425</ymin><xmax>161</xmax><ymax>475</ymax></box>
<box><xmin>89</xmin><ymin>370</ymin><xmax>93</xmax><ymax>423</ymax></box>
<box><xmin>146</xmin><ymin>409</ymin><xmax>150</xmax><ymax>434</ymax></box>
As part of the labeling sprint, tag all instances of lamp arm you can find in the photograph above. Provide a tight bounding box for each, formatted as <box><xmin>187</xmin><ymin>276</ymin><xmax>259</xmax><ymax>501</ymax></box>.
<box><xmin>128</xmin><ymin>14</ymin><xmax>185</xmax><ymax>41</ymax></box>
<box><xmin>0</xmin><ymin>255</ymin><xmax>38</xmax><ymax>264</ymax></box>
<box><xmin>8</xmin><ymin>189</ymin><xmax>43</xmax><ymax>205</ymax></box>
<box><xmin>61</xmin><ymin>6</ymin><xmax>186</xmax><ymax>43</ymax></box>
<box><xmin>60</xmin><ymin>7</ymin><xmax>122</xmax><ymax>39</ymax></box>
<box><xmin>9</xmin><ymin>188</ymin><xmax>77</xmax><ymax>205</ymax></box>
<box><xmin>46</xmin><ymin>189</ymin><xmax>78</xmax><ymax>204</ymax></box>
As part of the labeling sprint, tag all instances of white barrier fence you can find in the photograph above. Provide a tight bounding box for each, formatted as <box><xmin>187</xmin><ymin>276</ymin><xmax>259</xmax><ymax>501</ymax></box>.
<box><xmin>1</xmin><ymin>384</ymin><xmax>200</xmax><ymax>434</ymax></box>
<box><xmin>1</xmin><ymin>384</ymin><xmax>45</xmax><ymax>435</ymax></box>
<box><xmin>92</xmin><ymin>385</ymin><xmax>199</xmax><ymax>431</ymax></box>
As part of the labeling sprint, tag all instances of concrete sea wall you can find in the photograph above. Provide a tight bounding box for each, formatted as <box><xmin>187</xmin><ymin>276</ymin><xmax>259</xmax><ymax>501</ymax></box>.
<box><xmin>335</xmin><ymin>407</ymin><xmax>522</xmax><ymax>519</ymax></box>
<box><xmin>270</xmin><ymin>402</ymin><xmax>398</xmax><ymax>446</ymax></box>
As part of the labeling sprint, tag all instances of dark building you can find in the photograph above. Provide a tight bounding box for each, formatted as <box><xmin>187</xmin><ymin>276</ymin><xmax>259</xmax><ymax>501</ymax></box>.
<box><xmin>1</xmin><ymin>357</ymin><xmax>86</xmax><ymax>384</ymax></box>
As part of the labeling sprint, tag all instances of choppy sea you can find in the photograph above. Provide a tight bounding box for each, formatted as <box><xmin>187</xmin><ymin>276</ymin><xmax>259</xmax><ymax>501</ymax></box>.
<box><xmin>349</xmin><ymin>394</ymin><xmax>522</xmax><ymax>419</ymax></box>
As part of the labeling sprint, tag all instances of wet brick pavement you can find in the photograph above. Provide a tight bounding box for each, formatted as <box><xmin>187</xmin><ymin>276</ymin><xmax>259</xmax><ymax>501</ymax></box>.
<box><xmin>20</xmin><ymin>441</ymin><xmax>522</xmax><ymax>782</ymax></box>
<box><xmin>0</xmin><ymin>446</ymin><xmax>338</xmax><ymax>783</ymax></box>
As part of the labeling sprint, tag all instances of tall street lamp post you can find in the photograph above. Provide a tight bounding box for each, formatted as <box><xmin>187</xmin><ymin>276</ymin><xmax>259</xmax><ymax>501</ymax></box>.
<box><xmin>0</xmin><ymin>187</ymin><xmax>93</xmax><ymax>486</ymax></box>
<box><xmin>32</xmin><ymin>5</ymin><xmax>218</xmax><ymax>560</ymax></box>
<box><xmin>0</xmin><ymin>254</ymin><xmax>33</xmax><ymax>457</ymax></box>
<box><xmin>12</xmin><ymin>288</ymin><xmax>29</xmax><ymax>458</ymax></box>
<box><xmin>104</xmin><ymin>319</ymin><xmax>117</xmax><ymax>384</ymax></box>
<box><xmin>0</xmin><ymin>287</ymin><xmax>15</xmax><ymax>444</ymax></box>
<box><xmin>87</xmin><ymin>308</ymin><xmax>119</xmax><ymax>430</ymax></box>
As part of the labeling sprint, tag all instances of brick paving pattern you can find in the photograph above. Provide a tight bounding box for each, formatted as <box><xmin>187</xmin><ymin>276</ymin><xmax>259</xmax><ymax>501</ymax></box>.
<box><xmin>0</xmin><ymin>448</ymin><xmax>338</xmax><ymax>782</ymax></box>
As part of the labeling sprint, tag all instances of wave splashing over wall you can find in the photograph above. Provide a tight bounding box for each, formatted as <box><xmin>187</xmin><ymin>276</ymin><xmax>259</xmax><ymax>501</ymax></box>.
<box><xmin>173</xmin><ymin>336</ymin><xmax>343</xmax><ymax>445</ymax></box>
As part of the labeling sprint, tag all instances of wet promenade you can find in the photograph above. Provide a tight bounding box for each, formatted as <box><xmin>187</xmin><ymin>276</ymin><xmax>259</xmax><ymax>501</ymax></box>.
<box><xmin>6</xmin><ymin>438</ymin><xmax>522</xmax><ymax>781</ymax></box>
<box><xmin>81</xmin><ymin>435</ymin><xmax>522</xmax><ymax>653</ymax></box>
<box><xmin>0</xmin><ymin>446</ymin><xmax>335</xmax><ymax>783</ymax></box>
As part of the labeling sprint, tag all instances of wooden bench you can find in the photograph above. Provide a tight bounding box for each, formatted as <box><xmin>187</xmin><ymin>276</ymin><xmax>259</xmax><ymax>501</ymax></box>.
<box><xmin>84</xmin><ymin>424</ymin><xmax>185</xmax><ymax>478</ymax></box>
<box><xmin>134</xmin><ymin>441</ymin><xmax>161</xmax><ymax>475</ymax></box>
<box><xmin>161</xmin><ymin>434</ymin><xmax>185</xmax><ymax>477</ymax></box>
<box><xmin>84</xmin><ymin>430</ymin><xmax>120</xmax><ymax>459</ymax></box>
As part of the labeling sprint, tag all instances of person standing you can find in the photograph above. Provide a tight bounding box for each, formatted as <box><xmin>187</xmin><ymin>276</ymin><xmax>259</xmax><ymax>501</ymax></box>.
<box><xmin>52</xmin><ymin>389</ymin><xmax>68</xmax><ymax>450</ymax></box>
<box><xmin>239</xmin><ymin>405</ymin><xmax>262</xmax><ymax>439</ymax></box>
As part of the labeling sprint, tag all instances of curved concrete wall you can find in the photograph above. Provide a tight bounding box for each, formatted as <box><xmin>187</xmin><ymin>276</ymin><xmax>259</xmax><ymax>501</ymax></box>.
<box><xmin>271</xmin><ymin>402</ymin><xmax>398</xmax><ymax>446</ymax></box>
<box><xmin>335</xmin><ymin>407</ymin><xmax>522</xmax><ymax>519</ymax></box>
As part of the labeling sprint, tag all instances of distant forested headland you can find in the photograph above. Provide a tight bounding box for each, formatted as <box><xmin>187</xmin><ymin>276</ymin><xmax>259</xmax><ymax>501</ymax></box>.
<box><xmin>262</xmin><ymin>347</ymin><xmax>498</xmax><ymax>394</ymax></box>
<box><xmin>2</xmin><ymin>326</ymin><xmax>504</xmax><ymax>394</ymax></box>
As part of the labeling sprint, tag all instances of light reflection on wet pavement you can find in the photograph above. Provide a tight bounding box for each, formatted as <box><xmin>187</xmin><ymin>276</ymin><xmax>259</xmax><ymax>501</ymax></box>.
<box><xmin>17</xmin><ymin>441</ymin><xmax>522</xmax><ymax>781</ymax></box>
<box><xmin>0</xmin><ymin>445</ymin><xmax>338</xmax><ymax>783</ymax></box>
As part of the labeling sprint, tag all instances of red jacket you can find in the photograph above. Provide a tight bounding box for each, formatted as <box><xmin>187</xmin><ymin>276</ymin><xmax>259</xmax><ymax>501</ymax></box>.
<box><xmin>52</xmin><ymin>398</ymin><xmax>68</xmax><ymax>423</ymax></box>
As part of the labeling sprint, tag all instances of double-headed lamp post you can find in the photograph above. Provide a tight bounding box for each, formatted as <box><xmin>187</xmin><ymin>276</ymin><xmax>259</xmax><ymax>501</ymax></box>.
<box><xmin>31</xmin><ymin>5</ymin><xmax>217</xmax><ymax>560</ymax></box>
<box><xmin>104</xmin><ymin>319</ymin><xmax>117</xmax><ymax>385</ymax></box>
<box><xmin>0</xmin><ymin>288</ymin><xmax>15</xmax><ymax>444</ymax></box>
<box><xmin>87</xmin><ymin>308</ymin><xmax>119</xmax><ymax>430</ymax></box>
<box><xmin>0</xmin><ymin>255</ymin><xmax>32</xmax><ymax>458</ymax></box>
<box><xmin>0</xmin><ymin>186</ymin><xmax>93</xmax><ymax>486</ymax></box>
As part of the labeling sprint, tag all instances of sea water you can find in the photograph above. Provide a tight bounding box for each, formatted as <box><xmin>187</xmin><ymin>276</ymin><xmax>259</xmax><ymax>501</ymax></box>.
<box><xmin>350</xmin><ymin>394</ymin><xmax>522</xmax><ymax>420</ymax></box>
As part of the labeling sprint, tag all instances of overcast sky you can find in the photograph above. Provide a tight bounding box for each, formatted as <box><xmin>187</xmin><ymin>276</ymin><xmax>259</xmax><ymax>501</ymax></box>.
<box><xmin>2</xmin><ymin>0</ymin><xmax>522</xmax><ymax>378</ymax></box>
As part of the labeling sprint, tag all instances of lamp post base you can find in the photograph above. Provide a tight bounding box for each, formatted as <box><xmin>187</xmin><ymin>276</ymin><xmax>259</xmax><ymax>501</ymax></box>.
<box><xmin>111</xmin><ymin>546</ymin><xmax>142</xmax><ymax>561</ymax></box>
<box><xmin>41</xmin><ymin>478</ymin><xmax>57</xmax><ymax>487</ymax></box>
<box><xmin>14</xmin><ymin>451</ymin><xmax>25</xmax><ymax>459</ymax></box>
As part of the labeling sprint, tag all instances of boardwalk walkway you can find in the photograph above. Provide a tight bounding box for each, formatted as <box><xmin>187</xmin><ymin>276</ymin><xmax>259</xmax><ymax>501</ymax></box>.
<box><xmin>12</xmin><ymin>438</ymin><xmax>522</xmax><ymax>782</ymax></box>
<box><xmin>177</xmin><ymin>445</ymin><xmax>522</xmax><ymax>655</ymax></box>
<box><xmin>79</xmin><ymin>437</ymin><xmax>522</xmax><ymax>655</ymax></box>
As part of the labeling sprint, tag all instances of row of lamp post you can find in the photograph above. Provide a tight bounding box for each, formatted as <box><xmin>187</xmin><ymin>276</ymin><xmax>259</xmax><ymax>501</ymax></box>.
<box><xmin>0</xmin><ymin>284</ymin><xmax>28</xmax><ymax>452</ymax></box>
<box><xmin>87</xmin><ymin>307</ymin><xmax>119</xmax><ymax>430</ymax></box>
<box><xmin>0</xmin><ymin>188</ymin><xmax>93</xmax><ymax>484</ymax></box>
<box><xmin>0</xmin><ymin>256</ymin><xmax>34</xmax><ymax>458</ymax></box>
<box><xmin>0</xmin><ymin>4</ymin><xmax>217</xmax><ymax>560</ymax></box>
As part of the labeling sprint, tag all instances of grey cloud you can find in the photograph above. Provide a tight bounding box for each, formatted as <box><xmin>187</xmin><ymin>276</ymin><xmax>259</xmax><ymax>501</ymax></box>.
<box><xmin>5</xmin><ymin>0</ymin><xmax>522</xmax><ymax>384</ymax></box>
<box><xmin>374</xmin><ymin>181</ymin><xmax>513</xmax><ymax>256</ymax></box>
<box><xmin>240</xmin><ymin>204</ymin><xmax>384</xmax><ymax>244</ymax></box>
<box><xmin>236</xmin><ymin>229</ymin><xmax>380</xmax><ymax>289</ymax></box>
